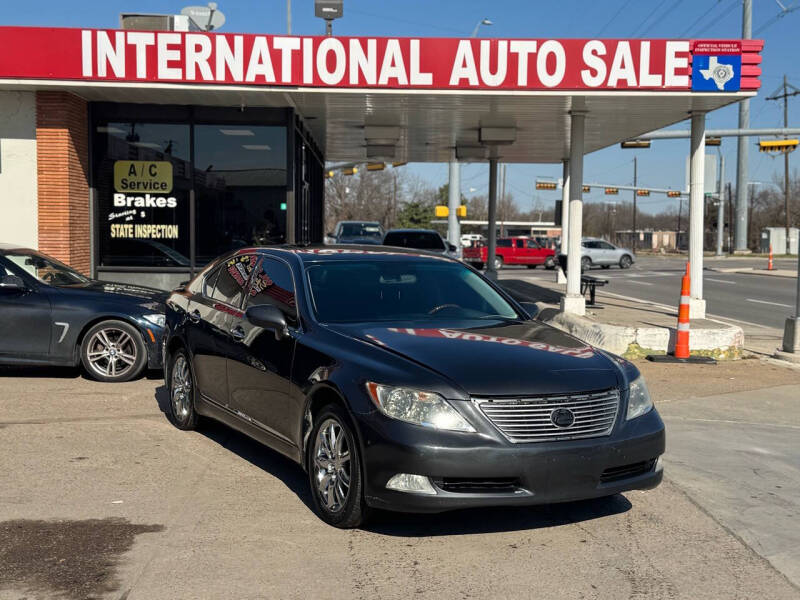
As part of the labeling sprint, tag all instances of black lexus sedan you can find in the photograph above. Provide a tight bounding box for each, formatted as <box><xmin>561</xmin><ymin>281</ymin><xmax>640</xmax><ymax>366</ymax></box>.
<box><xmin>0</xmin><ymin>244</ymin><xmax>166</xmax><ymax>382</ymax></box>
<box><xmin>163</xmin><ymin>246</ymin><xmax>664</xmax><ymax>528</ymax></box>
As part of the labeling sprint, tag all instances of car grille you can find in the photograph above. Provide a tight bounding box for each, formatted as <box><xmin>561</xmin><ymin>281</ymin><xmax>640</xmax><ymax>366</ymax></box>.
<box><xmin>600</xmin><ymin>459</ymin><xmax>657</xmax><ymax>483</ymax></box>
<box><xmin>434</xmin><ymin>477</ymin><xmax>521</xmax><ymax>494</ymax></box>
<box><xmin>474</xmin><ymin>389</ymin><xmax>620</xmax><ymax>443</ymax></box>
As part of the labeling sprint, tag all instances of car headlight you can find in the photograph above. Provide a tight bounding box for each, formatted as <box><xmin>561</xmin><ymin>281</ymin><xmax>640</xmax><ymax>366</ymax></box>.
<box><xmin>366</xmin><ymin>382</ymin><xmax>475</xmax><ymax>432</ymax></box>
<box><xmin>142</xmin><ymin>313</ymin><xmax>166</xmax><ymax>328</ymax></box>
<box><xmin>626</xmin><ymin>376</ymin><xmax>653</xmax><ymax>420</ymax></box>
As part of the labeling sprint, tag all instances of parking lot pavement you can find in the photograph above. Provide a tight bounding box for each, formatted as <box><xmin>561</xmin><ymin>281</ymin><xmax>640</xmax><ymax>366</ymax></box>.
<box><xmin>2</xmin><ymin>366</ymin><xmax>800</xmax><ymax>600</ymax></box>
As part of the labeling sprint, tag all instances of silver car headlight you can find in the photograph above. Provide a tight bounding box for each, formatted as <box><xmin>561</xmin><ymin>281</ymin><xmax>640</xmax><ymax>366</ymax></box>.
<box><xmin>142</xmin><ymin>313</ymin><xmax>166</xmax><ymax>328</ymax></box>
<box><xmin>626</xmin><ymin>376</ymin><xmax>653</xmax><ymax>420</ymax></box>
<box><xmin>366</xmin><ymin>382</ymin><xmax>475</xmax><ymax>432</ymax></box>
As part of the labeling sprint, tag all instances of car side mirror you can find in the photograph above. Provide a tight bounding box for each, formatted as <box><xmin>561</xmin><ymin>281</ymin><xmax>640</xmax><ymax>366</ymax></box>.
<box><xmin>245</xmin><ymin>304</ymin><xmax>289</xmax><ymax>340</ymax></box>
<box><xmin>0</xmin><ymin>274</ymin><xmax>26</xmax><ymax>292</ymax></box>
<box><xmin>447</xmin><ymin>242</ymin><xmax>457</xmax><ymax>252</ymax></box>
<box><xmin>519</xmin><ymin>301</ymin><xmax>540</xmax><ymax>320</ymax></box>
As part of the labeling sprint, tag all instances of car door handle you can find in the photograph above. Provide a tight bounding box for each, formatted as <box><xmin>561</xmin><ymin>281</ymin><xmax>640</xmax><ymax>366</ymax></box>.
<box><xmin>188</xmin><ymin>309</ymin><xmax>201</xmax><ymax>323</ymax></box>
<box><xmin>230</xmin><ymin>326</ymin><xmax>245</xmax><ymax>340</ymax></box>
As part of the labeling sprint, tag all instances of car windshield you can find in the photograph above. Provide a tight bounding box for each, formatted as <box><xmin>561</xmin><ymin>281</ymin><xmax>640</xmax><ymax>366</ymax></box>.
<box><xmin>5</xmin><ymin>251</ymin><xmax>90</xmax><ymax>286</ymax></box>
<box><xmin>307</xmin><ymin>259</ymin><xmax>519</xmax><ymax>323</ymax></box>
<box><xmin>383</xmin><ymin>231</ymin><xmax>445</xmax><ymax>250</ymax></box>
<box><xmin>339</xmin><ymin>223</ymin><xmax>383</xmax><ymax>239</ymax></box>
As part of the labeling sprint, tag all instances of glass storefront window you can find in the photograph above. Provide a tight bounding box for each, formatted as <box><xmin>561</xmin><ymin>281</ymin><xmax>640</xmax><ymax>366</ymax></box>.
<box><xmin>96</xmin><ymin>122</ymin><xmax>191</xmax><ymax>267</ymax></box>
<box><xmin>194</xmin><ymin>125</ymin><xmax>287</xmax><ymax>265</ymax></box>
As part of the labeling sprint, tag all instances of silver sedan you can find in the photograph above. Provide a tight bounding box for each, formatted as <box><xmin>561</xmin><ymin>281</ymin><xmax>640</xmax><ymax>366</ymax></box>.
<box><xmin>559</xmin><ymin>238</ymin><xmax>635</xmax><ymax>271</ymax></box>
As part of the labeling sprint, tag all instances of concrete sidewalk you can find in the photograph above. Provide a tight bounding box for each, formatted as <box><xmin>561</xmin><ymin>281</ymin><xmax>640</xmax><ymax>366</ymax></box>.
<box><xmin>500</xmin><ymin>275</ymin><xmax>744</xmax><ymax>360</ymax></box>
<box><xmin>709</xmin><ymin>266</ymin><xmax>797</xmax><ymax>278</ymax></box>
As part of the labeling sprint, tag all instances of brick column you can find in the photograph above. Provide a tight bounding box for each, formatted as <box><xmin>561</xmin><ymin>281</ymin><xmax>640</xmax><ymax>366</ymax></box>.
<box><xmin>36</xmin><ymin>91</ymin><xmax>90</xmax><ymax>274</ymax></box>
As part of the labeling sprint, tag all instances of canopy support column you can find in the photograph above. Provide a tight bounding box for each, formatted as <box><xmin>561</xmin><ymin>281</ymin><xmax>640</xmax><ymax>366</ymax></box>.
<box><xmin>557</xmin><ymin>159</ymin><xmax>569</xmax><ymax>284</ymax></box>
<box><xmin>561</xmin><ymin>110</ymin><xmax>586</xmax><ymax>315</ymax></box>
<box><xmin>485</xmin><ymin>157</ymin><xmax>499</xmax><ymax>280</ymax></box>
<box><xmin>689</xmin><ymin>111</ymin><xmax>707</xmax><ymax>319</ymax></box>
<box><xmin>447</xmin><ymin>162</ymin><xmax>461</xmax><ymax>252</ymax></box>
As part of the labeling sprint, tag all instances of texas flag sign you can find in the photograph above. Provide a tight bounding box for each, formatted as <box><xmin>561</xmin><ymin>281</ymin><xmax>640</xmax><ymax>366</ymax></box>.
<box><xmin>691</xmin><ymin>40</ymin><xmax>742</xmax><ymax>91</ymax></box>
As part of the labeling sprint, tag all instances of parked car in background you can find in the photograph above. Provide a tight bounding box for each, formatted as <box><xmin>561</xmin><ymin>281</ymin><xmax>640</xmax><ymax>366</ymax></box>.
<box><xmin>383</xmin><ymin>229</ymin><xmax>460</xmax><ymax>259</ymax></box>
<box><xmin>558</xmin><ymin>238</ymin><xmax>635</xmax><ymax>271</ymax></box>
<box><xmin>460</xmin><ymin>233</ymin><xmax>485</xmax><ymax>248</ymax></box>
<box><xmin>0</xmin><ymin>244</ymin><xmax>166</xmax><ymax>382</ymax></box>
<box><xmin>462</xmin><ymin>236</ymin><xmax>556</xmax><ymax>270</ymax></box>
<box><xmin>329</xmin><ymin>221</ymin><xmax>385</xmax><ymax>245</ymax></box>
<box><xmin>164</xmin><ymin>246</ymin><xmax>664</xmax><ymax>528</ymax></box>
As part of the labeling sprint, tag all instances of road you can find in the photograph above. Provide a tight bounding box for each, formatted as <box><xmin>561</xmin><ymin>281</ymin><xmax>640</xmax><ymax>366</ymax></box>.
<box><xmin>506</xmin><ymin>255</ymin><xmax>798</xmax><ymax>330</ymax></box>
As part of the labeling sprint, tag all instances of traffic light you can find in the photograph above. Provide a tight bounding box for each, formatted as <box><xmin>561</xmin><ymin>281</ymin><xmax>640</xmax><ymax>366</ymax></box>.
<box><xmin>434</xmin><ymin>205</ymin><xmax>449</xmax><ymax>217</ymax></box>
<box><xmin>325</xmin><ymin>170</ymin><xmax>335</xmax><ymax>178</ymax></box>
<box><xmin>457</xmin><ymin>205</ymin><xmax>467</xmax><ymax>217</ymax></box>
<box><xmin>636</xmin><ymin>189</ymin><xmax>650</xmax><ymax>197</ymax></box>
<box><xmin>706</xmin><ymin>136</ymin><xmax>721</xmax><ymax>146</ymax></box>
<box><xmin>582</xmin><ymin>185</ymin><xmax>591</xmax><ymax>193</ymax></box>
<box><xmin>604</xmin><ymin>187</ymin><xmax>619</xmax><ymax>195</ymax></box>
<box><xmin>342</xmin><ymin>167</ymin><xmax>358</xmax><ymax>176</ymax></box>
<box><xmin>620</xmin><ymin>139</ymin><xmax>651</xmax><ymax>149</ymax></box>
<box><xmin>367</xmin><ymin>162</ymin><xmax>385</xmax><ymax>171</ymax></box>
<box><xmin>391</xmin><ymin>161</ymin><xmax>408</xmax><ymax>168</ymax></box>
<box><xmin>759</xmin><ymin>139</ymin><xmax>799</xmax><ymax>153</ymax></box>
<box><xmin>666</xmin><ymin>190</ymin><xmax>681</xmax><ymax>198</ymax></box>
<box><xmin>535</xmin><ymin>180</ymin><xmax>558</xmax><ymax>190</ymax></box>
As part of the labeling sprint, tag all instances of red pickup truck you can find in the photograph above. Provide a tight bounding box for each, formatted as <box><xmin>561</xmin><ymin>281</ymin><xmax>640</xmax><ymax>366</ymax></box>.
<box><xmin>462</xmin><ymin>236</ymin><xmax>556</xmax><ymax>270</ymax></box>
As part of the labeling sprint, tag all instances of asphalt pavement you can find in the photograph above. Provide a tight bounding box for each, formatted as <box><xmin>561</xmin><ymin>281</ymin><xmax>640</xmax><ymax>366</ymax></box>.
<box><xmin>506</xmin><ymin>255</ymin><xmax>799</xmax><ymax>330</ymax></box>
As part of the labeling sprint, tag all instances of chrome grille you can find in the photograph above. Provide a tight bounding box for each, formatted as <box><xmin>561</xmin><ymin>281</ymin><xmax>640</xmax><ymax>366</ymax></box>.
<box><xmin>474</xmin><ymin>389</ymin><xmax>620</xmax><ymax>443</ymax></box>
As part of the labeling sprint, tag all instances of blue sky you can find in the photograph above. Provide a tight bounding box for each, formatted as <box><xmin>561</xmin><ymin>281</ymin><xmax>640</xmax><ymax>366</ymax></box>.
<box><xmin>6</xmin><ymin>0</ymin><xmax>799</xmax><ymax>214</ymax></box>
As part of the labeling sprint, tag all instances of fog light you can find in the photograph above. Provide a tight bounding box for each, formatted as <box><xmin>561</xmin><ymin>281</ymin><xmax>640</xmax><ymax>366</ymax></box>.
<box><xmin>385</xmin><ymin>473</ymin><xmax>437</xmax><ymax>495</ymax></box>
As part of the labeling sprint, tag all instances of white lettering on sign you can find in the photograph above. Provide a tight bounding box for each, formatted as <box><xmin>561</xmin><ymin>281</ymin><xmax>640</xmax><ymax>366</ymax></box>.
<box><xmin>113</xmin><ymin>193</ymin><xmax>178</xmax><ymax>208</ymax></box>
<box><xmin>77</xmin><ymin>31</ymin><xmax>698</xmax><ymax>90</ymax></box>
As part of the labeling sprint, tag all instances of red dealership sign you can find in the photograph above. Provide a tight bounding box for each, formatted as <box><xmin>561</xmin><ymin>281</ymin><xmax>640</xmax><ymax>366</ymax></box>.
<box><xmin>0</xmin><ymin>27</ymin><xmax>762</xmax><ymax>91</ymax></box>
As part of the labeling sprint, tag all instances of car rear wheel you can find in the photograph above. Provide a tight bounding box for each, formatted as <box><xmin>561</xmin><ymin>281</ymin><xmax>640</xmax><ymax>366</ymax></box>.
<box><xmin>581</xmin><ymin>256</ymin><xmax>592</xmax><ymax>272</ymax></box>
<box><xmin>80</xmin><ymin>320</ymin><xmax>147</xmax><ymax>382</ymax></box>
<box><xmin>544</xmin><ymin>256</ymin><xmax>556</xmax><ymax>270</ymax></box>
<box><xmin>493</xmin><ymin>256</ymin><xmax>504</xmax><ymax>270</ymax></box>
<box><xmin>619</xmin><ymin>255</ymin><xmax>633</xmax><ymax>269</ymax></box>
<box><xmin>526</xmin><ymin>264</ymin><xmax>537</xmax><ymax>269</ymax></box>
<box><xmin>308</xmin><ymin>405</ymin><xmax>367</xmax><ymax>528</ymax></box>
<box><xmin>167</xmin><ymin>349</ymin><xmax>199</xmax><ymax>430</ymax></box>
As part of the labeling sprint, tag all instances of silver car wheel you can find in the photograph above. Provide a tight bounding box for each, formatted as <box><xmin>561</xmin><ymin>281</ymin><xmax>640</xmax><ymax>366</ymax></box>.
<box><xmin>170</xmin><ymin>355</ymin><xmax>192</xmax><ymax>420</ymax></box>
<box><xmin>85</xmin><ymin>327</ymin><xmax>137</xmax><ymax>379</ymax></box>
<box><xmin>313</xmin><ymin>418</ymin><xmax>351</xmax><ymax>513</ymax></box>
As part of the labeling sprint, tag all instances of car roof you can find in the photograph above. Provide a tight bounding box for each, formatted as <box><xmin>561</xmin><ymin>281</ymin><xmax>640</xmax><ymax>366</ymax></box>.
<box><xmin>234</xmin><ymin>244</ymin><xmax>456</xmax><ymax>264</ymax></box>
<box><xmin>0</xmin><ymin>243</ymin><xmax>33</xmax><ymax>252</ymax></box>
<box><xmin>384</xmin><ymin>228</ymin><xmax>439</xmax><ymax>234</ymax></box>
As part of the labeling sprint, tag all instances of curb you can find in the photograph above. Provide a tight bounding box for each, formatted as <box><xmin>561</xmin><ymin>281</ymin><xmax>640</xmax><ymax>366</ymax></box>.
<box><xmin>707</xmin><ymin>267</ymin><xmax>796</xmax><ymax>278</ymax></box>
<box><xmin>542</xmin><ymin>308</ymin><xmax>744</xmax><ymax>360</ymax></box>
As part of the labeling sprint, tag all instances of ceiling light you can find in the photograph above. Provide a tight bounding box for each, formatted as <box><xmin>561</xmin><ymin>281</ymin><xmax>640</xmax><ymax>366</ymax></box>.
<box><xmin>365</xmin><ymin>125</ymin><xmax>401</xmax><ymax>141</ymax></box>
<box><xmin>219</xmin><ymin>129</ymin><xmax>255</xmax><ymax>136</ymax></box>
<box><xmin>242</xmin><ymin>144</ymin><xmax>271</xmax><ymax>150</ymax></box>
<box><xmin>367</xmin><ymin>145</ymin><xmax>396</xmax><ymax>159</ymax></box>
<box><xmin>456</xmin><ymin>145</ymin><xmax>487</xmax><ymax>160</ymax></box>
<box><xmin>479</xmin><ymin>127</ymin><xmax>516</xmax><ymax>145</ymax></box>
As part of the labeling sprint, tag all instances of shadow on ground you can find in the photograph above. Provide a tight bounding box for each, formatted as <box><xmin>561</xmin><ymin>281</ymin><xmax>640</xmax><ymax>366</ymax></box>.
<box><xmin>364</xmin><ymin>494</ymin><xmax>632</xmax><ymax>537</ymax></box>
<box><xmin>154</xmin><ymin>385</ymin><xmax>314</xmax><ymax>513</ymax></box>
<box><xmin>0</xmin><ymin>365</ymin><xmax>163</xmax><ymax>380</ymax></box>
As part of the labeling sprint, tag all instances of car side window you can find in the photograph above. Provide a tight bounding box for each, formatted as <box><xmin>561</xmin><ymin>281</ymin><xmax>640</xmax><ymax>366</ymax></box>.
<box><xmin>496</xmin><ymin>239</ymin><xmax>512</xmax><ymax>248</ymax></box>
<box><xmin>211</xmin><ymin>254</ymin><xmax>258</xmax><ymax>307</ymax></box>
<box><xmin>515</xmin><ymin>239</ymin><xmax>524</xmax><ymax>248</ymax></box>
<box><xmin>526</xmin><ymin>240</ymin><xmax>540</xmax><ymax>249</ymax></box>
<box><xmin>202</xmin><ymin>267</ymin><xmax>220</xmax><ymax>297</ymax></box>
<box><xmin>599</xmin><ymin>242</ymin><xmax>614</xmax><ymax>250</ymax></box>
<box><xmin>585</xmin><ymin>241</ymin><xmax>599</xmax><ymax>249</ymax></box>
<box><xmin>246</xmin><ymin>257</ymin><xmax>297</xmax><ymax>323</ymax></box>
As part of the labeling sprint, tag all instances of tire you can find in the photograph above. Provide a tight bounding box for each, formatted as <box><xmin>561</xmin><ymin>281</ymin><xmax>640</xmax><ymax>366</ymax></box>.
<box><xmin>474</xmin><ymin>262</ymin><xmax>485</xmax><ymax>270</ymax></box>
<box><xmin>167</xmin><ymin>349</ymin><xmax>199</xmax><ymax>430</ymax></box>
<box><xmin>80</xmin><ymin>320</ymin><xmax>147</xmax><ymax>382</ymax></box>
<box><xmin>544</xmin><ymin>256</ymin><xmax>556</xmax><ymax>270</ymax></box>
<box><xmin>308</xmin><ymin>404</ymin><xmax>367</xmax><ymax>528</ymax></box>
<box><xmin>493</xmin><ymin>256</ymin><xmax>504</xmax><ymax>270</ymax></box>
<box><xmin>581</xmin><ymin>256</ymin><xmax>592</xmax><ymax>272</ymax></box>
<box><xmin>526</xmin><ymin>264</ymin><xmax>537</xmax><ymax>269</ymax></box>
<box><xmin>619</xmin><ymin>255</ymin><xmax>633</xmax><ymax>269</ymax></box>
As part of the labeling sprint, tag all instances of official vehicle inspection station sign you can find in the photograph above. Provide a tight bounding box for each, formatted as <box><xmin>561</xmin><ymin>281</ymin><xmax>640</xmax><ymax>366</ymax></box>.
<box><xmin>0</xmin><ymin>27</ymin><xmax>762</xmax><ymax>92</ymax></box>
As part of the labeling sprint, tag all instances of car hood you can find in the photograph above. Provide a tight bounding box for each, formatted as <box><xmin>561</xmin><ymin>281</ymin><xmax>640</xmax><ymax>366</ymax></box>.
<box><xmin>60</xmin><ymin>280</ymin><xmax>168</xmax><ymax>304</ymax></box>
<box><xmin>328</xmin><ymin>320</ymin><xmax>621</xmax><ymax>397</ymax></box>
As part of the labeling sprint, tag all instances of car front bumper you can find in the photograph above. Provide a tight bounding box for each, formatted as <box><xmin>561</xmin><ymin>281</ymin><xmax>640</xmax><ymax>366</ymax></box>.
<box><xmin>355</xmin><ymin>404</ymin><xmax>665</xmax><ymax>513</ymax></box>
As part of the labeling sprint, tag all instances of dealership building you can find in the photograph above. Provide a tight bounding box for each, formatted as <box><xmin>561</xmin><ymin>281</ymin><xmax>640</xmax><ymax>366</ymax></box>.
<box><xmin>0</xmin><ymin>23</ymin><xmax>762</xmax><ymax>313</ymax></box>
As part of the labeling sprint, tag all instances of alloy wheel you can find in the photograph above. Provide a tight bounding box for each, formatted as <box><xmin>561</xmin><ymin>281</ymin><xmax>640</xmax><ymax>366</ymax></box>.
<box><xmin>171</xmin><ymin>355</ymin><xmax>192</xmax><ymax>420</ymax></box>
<box><xmin>313</xmin><ymin>418</ymin><xmax>351</xmax><ymax>513</ymax></box>
<box><xmin>85</xmin><ymin>327</ymin><xmax>138</xmax><ymax>379</ymax></box>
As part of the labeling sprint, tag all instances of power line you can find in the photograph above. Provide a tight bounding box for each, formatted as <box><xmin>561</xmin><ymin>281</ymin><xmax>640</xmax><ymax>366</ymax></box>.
<box><xmin>632</xmin><ymin>0</ymin><xmax>670</xmax><ymax>37</ymax></box>
<box><xmin>754</xmin><ymin>1</ymin><xmax>800</xmax><ymax>34</ymax></box>
<box><xmin>641</xmin><ymin>0</ymin><xmax>687</xmax><ymax>37</ymax></box>
<box><xmin>694</xmin><ymin>0</ymin><xmax>739</xmax><ymax>37</ymax></box>
<box><xmin>598</xmin><ymin>0</ymin><xmax>636</xmax><ymax>36</ymax></box>
<box><xmin>678</xmin><ymin>0</ymin><xmax>726</xmax><ymax>38</ymax></box>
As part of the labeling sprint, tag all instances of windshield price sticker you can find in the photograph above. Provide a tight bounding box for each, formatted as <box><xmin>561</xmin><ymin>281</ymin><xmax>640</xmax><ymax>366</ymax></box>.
<box><xmin>114</xmin><ymin>161</ymin><xmax>173</xmax><ymax>193</ymax></box>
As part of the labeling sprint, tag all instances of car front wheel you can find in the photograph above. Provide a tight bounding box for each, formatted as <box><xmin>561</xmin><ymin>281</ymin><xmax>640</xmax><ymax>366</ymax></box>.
<box><xmin>544</xmin><ymin>256</ymin><xmax>556</xmax><ymax>270</ymax></box>
<box><xmin>80</xmin><ymin>320</ymin><xmax>147</xmax><ymax>382</ymax></box>
<box><xmin>493</xmin><ymin>256</ymin><xmax>504</xmax><ymax>270</ymax></box>
<box><xmin>619</xmin><ymin>255</ymin><xmax>633</xmax><ymax>269</ymax></box>
<box><xmin>167</xmin><ymin>349</ymin><xmax>199</xmax><ymax>430</ymax></box>
<box><xmin>581</xmin><ymin>256</ymin><xmax>592</xmax><ymax>272</ymax></box>
<box><xmin>308</xmin><ymin>405</ymin><xmax>367</xmax><ymax>528</ymax></box>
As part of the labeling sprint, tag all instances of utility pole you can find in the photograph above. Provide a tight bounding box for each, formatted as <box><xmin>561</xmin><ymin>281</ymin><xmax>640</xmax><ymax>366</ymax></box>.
<box><xmin>632</xmin><ymin>157</ymin><xmax>638</xmax><ymax>252</ymax></box>
<box><xmin>499</xmin><ymin>164</ymin><xmax>507</xmax><ymax>237</ymax></box>
<box><xmin>766</xmin><ymin>75</ymin><xmax>800</xmax><ymax>242</ymax></box>
<box><xmin>734</xmin><ymin>0</ymin><xmax>752</xmax><ymax>251</ymax></box>
<box><xmin>677</xmin><ymin>197</ymin><xmax>682</xmax><ymax>249</ymax></box>
<box><xmin>287</xmin><ymin>0</ymin><xmax>291</xmax><ymax>34</ymax></box>
<box><xmin>716</xmin><ymin>152</ymin><xmax>725</xmax><ymax>255</ymax></box>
